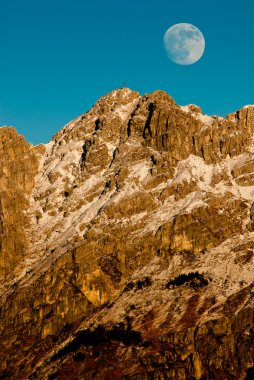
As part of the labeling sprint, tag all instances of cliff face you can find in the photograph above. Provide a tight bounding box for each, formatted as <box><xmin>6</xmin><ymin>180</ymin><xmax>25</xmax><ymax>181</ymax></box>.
<box><xmin>0</xmin><ymin>127</ymin><xmax>42</xmax><ymax>277</ymax></box>
<box><xmin>1</xmin><ymin>89</ymin><xmax>254</xmax><ymax>379</ymax></box>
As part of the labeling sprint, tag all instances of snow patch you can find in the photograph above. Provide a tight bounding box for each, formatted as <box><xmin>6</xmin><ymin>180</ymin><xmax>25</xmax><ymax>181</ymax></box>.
<box><xmin>180</xmin><ymin>105</ymin><xmax>215</xmax><ymax>126</ymax></box>
<box><xmin>130</xmin><ymin>161</ymin><xmax>151</xmax><ymax>182</ymax></box>
<box><xmin>243</xmin><ymin>105</ymin><xmax>254</xmax><ymax>109</ymax></box>
<box><xmin>173</xmin><ymin>155</ymin><xmax>215</xmax><ymax>188</ymax></box>
<box><xmin>105</xmin><ymin>142</ymin><xmax>116</xmax><ymax>157</ymax></box>
<box><xmin>113</xmin><ymin>98</ymin><xmax>139</xmax><ymax>120</ymax></box>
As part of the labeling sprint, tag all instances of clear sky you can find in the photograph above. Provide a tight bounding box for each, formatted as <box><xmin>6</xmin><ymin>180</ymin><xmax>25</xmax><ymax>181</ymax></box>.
<box><xmin>0</xmin><ymin>0</ymin><xmax>253</xmax><ymax>144</ymax></box>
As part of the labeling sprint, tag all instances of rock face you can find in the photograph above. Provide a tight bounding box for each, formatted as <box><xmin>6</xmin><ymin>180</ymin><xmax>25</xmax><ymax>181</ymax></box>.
<box><xmin>1</xmin><ymin>89</ymin><xmax>254</xmax><ymax>379</ymax></box>
<box><xmin>0</xmin><ymin>127</ymin><xmax>42</xmax><ymax>277</ymax></box>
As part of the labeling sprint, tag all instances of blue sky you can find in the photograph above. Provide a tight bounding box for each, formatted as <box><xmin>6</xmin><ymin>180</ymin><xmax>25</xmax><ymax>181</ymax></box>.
<box><xmin>0</xmin><ymin>0</ymin><xmax>253</xmax><ymax>144</ymax></box>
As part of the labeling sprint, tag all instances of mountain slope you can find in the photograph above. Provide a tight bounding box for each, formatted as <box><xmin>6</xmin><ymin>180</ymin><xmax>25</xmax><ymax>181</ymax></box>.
<box><xmin>1</xmin><ymin>89</ymin><xmax>254</xmax><ymax>379</ymax></box>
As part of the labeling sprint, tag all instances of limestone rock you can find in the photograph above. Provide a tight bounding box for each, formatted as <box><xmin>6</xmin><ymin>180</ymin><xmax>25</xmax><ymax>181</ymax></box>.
<box><xmin>1</xmin><ymin>88</ymin><xmax>254</xmax><ymax>379</ymax></box>
<box><xmin>0</xmin><ymin>127</ymin><xmax>41</xmax><ymax>277</ymax></box>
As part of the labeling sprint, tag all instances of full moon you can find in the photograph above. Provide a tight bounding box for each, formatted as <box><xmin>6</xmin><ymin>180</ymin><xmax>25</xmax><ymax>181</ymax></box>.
<box><xmin>163</xmin><ymin>23</ymin><xmax>205</xmax><ymax>65</ymax></box>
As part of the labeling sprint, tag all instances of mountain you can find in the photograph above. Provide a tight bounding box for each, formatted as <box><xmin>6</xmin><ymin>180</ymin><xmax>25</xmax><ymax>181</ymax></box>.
<box><xmin>1</xmin><ymin>88</ymin><xmax>254</xmax><ymax>379</ymax></box>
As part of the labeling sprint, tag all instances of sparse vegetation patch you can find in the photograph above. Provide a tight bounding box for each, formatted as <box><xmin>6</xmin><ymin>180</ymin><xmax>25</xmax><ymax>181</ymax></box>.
<box><xmin>52</xmin><ymin>322</ymin><xmax>143</xmax><ymax>361</ymax></box>
<box><xmin>123</xmin><ymin>276</ymin><xmax>152</xmax><ymax>292</ymax></box>
<box><xmin>166</xmin><ymin>271</ymin><xmax>209</xmax><ymax>290</ymax></box>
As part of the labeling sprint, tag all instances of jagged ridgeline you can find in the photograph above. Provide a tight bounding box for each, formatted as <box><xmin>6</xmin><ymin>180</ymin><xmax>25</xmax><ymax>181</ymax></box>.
<box><xmin>1</xmin><ymin>88</ymin><xmax>254</xmax><ymax>379</ymax></box>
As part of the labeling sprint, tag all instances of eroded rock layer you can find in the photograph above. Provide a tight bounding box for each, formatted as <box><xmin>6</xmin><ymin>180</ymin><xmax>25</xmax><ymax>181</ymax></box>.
<box><xmin>1</xmin><ymin>89</ymin><xmax>254</xmax><ymax>379</ymax></box>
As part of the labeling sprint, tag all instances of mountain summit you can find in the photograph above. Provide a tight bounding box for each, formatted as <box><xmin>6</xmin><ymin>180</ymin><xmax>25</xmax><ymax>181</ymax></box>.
<box><xmin>1</xmin><ymin>89</ymin><xmax>254</xmax><ymax>379</ymax></box>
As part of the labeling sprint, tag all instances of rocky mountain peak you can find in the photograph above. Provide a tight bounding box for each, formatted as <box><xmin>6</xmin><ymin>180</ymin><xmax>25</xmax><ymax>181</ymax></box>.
<box><xmin>1</xmin><ymin>90</ymin><xmax>254</xmax><ymax>379</ymax></box>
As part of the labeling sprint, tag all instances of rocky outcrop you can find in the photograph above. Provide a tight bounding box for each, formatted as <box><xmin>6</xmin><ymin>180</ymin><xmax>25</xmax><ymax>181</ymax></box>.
<box><xmin>1</xmin><ymin>89</ymin><xmax>254</xmax><ymax>379</ymax></box>
<box><xmin>0</xmin><ymin>127</ymin><xmax>42</xmax><ymax>277</ymax></box>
